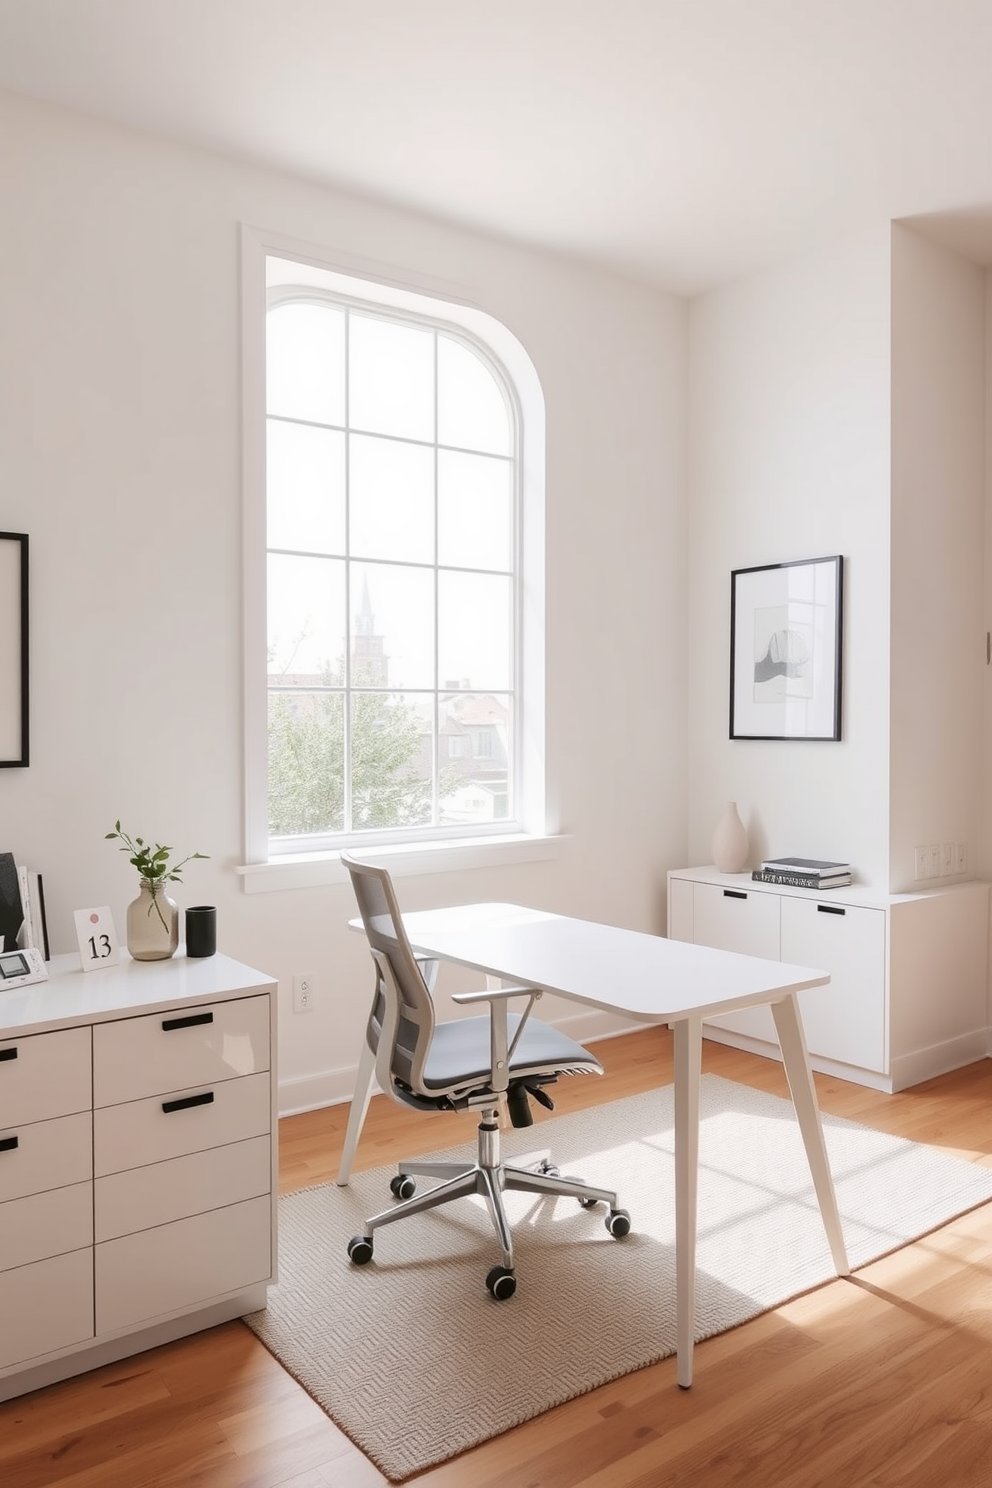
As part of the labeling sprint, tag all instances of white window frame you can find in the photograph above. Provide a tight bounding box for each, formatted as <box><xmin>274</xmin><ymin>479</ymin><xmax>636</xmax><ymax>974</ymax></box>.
<box><xmin>239</xmin><ymin>226</ymin><xmax>555</xmax><ymax>892</ymax></box>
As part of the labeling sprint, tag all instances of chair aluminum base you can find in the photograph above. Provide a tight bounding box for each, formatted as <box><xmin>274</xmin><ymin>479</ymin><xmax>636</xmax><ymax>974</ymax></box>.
<box><xmin>362</xmin><ymin>1111</ymin><xmax>619</xmax><ymax>1273</ymax></box>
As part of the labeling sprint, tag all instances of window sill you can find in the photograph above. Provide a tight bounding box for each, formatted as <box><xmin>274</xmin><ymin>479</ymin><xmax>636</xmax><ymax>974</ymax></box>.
<box><xmin>236</xmin><ymin>833</ymin><xmax>564</xmax><ymax>894</ymax></box>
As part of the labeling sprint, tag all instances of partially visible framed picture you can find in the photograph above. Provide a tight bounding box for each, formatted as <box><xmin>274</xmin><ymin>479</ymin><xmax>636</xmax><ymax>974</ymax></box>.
<box><xmin>730</xmin><ymin>554</ymin><xmax>843</xmax><ymax>741</ymax></box>
<box><xmin>0</xmin><ymin>533</ymin><xmax>28</xmax><ymax>767</ymax></box>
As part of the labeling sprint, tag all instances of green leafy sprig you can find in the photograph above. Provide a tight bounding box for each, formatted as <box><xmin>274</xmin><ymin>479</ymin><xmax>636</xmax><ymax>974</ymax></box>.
<box><xmin>106</xmin><ymin>822</ymin><xmax>208</xmax><ymax>930</ymax></box>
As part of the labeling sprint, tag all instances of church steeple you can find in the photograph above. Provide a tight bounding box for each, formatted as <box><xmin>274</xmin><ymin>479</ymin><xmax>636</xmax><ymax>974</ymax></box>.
<box><xmin>351</xmin><ymin>573</ymin><xmax>388</xmax><ymax>684</ymax></box>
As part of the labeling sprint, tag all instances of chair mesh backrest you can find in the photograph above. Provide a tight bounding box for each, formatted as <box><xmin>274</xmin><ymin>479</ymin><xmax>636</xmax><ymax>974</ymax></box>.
<box><xmin>341</xmin><ymin>853</ymin><xmax>436</xmax><ymax>1093</ymax></box>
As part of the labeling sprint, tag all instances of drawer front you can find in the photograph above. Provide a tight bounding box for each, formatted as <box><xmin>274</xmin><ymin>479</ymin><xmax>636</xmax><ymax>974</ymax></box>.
<box><xmin>692</xmin><ymin>883</ymin><xmax>781</xmax><ymax>959</ymax></box>
<box><xmin>0</xmin><ymin>1248</ymin><xmax>94</xmax><ymax>1371</ymax></box>
<box><xmin>95</xmin><ymin>1194</ymin><xmax>272</xmax><ymax>1334</ymax></box>
<box><xmin>95</xmin><ymin>1135</ymin><xmax>271</xmax><ymax>1242</ymax></box>
<box><xmin>93</xmin><ymin>994</ymin><xmax>270</xmax><ymax>1108</ymax></box>
<box><xmin>94</xmin><ymin>1071</ymin><xmax>271</xmax><ymax>1177</ymax></box>
<box><xmin>0</xmin><ymin>1026</ymin><xmax>92</xmax><ymax>1127</ymax></box>
<box><xmin>0</xmin><ymin>1111</ymin><xmax>92</xmax><ymax>1203</ymax></box>
<box><xmin>782</xmin><ymin>897</ymin><xmax>886</xmax><ymax>1071</ymax></box>
<box><xmin>0</xmin><ymin>1181</ymin><xmax>93</xmax><ymax>1272</ymax></box>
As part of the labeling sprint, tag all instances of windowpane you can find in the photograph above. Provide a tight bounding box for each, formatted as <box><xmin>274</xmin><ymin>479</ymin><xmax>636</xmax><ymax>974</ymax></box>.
<box><xmin>438</xmin><ymin>450</ymin><xmax>512</xmax><ymax>572</ymax></box>
<box><xmin>438</xmin><ymin>336</ymin><xmax>511</xmax><ymax>455</ymax></box>
<box><xmin>350</xmin><ymin>315</ymin><xmax>434</xmax><ymax>441</ymax></box>
<box><xmin>439</xmin><ymin>692</ymin><xmax>512</xmax><ymax>826</ymax></box>
<box><xmin>268</xmin><ymin>689</ymin><xmax>344</xmax><ymax>836</ymax></box>
<box><xmin>267</xmin><ymin>420</ymin><xmax>345</xmax><ymax>555</ymax></box>
<box><xmin>438</xmin><ymin>571</ymin><xmax>512</xmax><ymax>691</ymax></box>
<box><xmin>259</xmin><ymin>260</ymin><xmax>530</xmax><ymax>852</ymax></box>
<box><xmin>267</xmin><ymin>554</ymin><xmax>345</xmax><ymax>681</ymax></box>
<box><xmin>349</xmin><ymin>434</ymin><xmax>434</xmax><ymax>564</ymax></box>
<box><xmin>267</xmin><ymin>302</ymin><xmax>345</xmax><ymax>426</ymax></box>
<box><xmin>350</xmin><ymin>562</ymin><xmax>435</xmax><ymax>691</ymax></box>
<box><xmin>351</xmin><ymin>692</ymin><xmax>433</xmax><ymax>829</ymax></box>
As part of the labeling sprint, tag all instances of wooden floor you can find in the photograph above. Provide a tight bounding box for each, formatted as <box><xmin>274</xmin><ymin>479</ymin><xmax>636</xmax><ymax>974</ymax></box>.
<box><xmin>4</xmin><ymin>1029</ymin><xmax>992</xmax><ymax>1487</ymax></box>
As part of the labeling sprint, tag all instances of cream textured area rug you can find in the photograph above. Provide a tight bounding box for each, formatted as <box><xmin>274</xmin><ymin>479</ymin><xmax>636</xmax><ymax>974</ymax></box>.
<box><xmin>244</xmin><ymin>1076</ymin><xmax>992</xmax><ymax>1481</ymax></box>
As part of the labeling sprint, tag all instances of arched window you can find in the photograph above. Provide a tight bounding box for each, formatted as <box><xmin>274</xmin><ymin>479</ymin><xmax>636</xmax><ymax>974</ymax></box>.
<box><xmin>244</xmin><ymin>244</ymin><xmax>545</xmax><ymax>865</ymax></box>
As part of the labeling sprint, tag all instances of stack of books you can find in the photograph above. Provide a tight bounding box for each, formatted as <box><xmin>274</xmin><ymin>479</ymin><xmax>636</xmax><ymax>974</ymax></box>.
<box><xmin>0</xmin><ymin>850</ymin><xmax>50</xmax><ymax>958</ymax></box>
<box><xmin>752</xmin><ymin>856</ymin><xmax>852</xmax><ymax>889</ymax></box>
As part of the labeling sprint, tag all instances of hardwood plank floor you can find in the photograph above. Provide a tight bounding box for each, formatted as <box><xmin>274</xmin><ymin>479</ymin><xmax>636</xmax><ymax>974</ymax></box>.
<box><xmin>3</xmin><ymin>1029</ymin><xmax>992</xmax><ymax>1487</ymax></box>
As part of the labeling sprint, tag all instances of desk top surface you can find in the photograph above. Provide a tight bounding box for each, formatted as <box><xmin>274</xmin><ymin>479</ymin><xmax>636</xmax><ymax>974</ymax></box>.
<box><xmin>391</xmin><ymin>902</ymin><xmax>829</xmax><ymax>1024</ymax></box>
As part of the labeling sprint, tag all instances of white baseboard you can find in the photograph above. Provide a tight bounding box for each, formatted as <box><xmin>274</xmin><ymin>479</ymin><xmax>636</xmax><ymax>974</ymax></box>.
<box><xmin>277</xmin><ymin>1007</ymin><xmax>641</xmax><ymax>1117</ymax></box>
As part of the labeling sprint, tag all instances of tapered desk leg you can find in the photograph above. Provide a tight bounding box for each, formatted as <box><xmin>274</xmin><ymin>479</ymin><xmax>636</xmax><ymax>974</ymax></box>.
<box><xmin>336</xmin><ymin>1035</ymin><xmax>375</xmax><ymax>1186</ymax></box>
<box><xmin>771</xmin><ymin>994</ymin><xmax>850</xmax><ymax>1277</ymax></box>
<box><xmin>672</xmin><ymin>1014</ymin><xmax>702</xmax><ymax>1389</ymax></box>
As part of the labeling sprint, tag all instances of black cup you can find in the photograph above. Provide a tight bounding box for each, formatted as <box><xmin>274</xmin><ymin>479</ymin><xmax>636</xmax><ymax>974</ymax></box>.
<box><xmin>185</xmin><ymin>905</ymin><xmax>217</xmax><ymax>958</ymax></box>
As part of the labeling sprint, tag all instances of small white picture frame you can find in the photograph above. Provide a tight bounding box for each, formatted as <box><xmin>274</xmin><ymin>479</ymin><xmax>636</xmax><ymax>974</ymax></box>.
<box><xmin>74</xmin><ymin>906</ymin><xmax>120</xmax><ymax>971</ymax></box>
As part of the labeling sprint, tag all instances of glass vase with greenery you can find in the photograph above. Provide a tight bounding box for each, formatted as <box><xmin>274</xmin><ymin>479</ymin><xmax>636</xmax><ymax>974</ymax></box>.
<box><xmin>106</xmin><ymin>822</ymin><xmax>208</xmax><ymax>960</ymax></box>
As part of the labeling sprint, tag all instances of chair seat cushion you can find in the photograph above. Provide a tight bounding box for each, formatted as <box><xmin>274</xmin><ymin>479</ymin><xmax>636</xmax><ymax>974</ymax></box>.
<box><xmin>422</xmin><ymin>1012</ymin><xmax>602</xmax><ymax>1093</ymax></box>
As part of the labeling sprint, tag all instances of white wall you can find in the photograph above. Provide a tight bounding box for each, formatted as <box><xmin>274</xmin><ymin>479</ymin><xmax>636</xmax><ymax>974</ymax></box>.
<box><xmin>685</xmin><ymin>230</ymin><xmax>893</xmax><ymax>884</ymax></box>
<box><xmin>0</xmin><ymin>89</ymin><xmax>687</xmax><ymax>1111</ymax></box>
<box><xmin>890</xmin><ymin>225</ymin><xmax>986</xmax><ymax>892</ymax></box>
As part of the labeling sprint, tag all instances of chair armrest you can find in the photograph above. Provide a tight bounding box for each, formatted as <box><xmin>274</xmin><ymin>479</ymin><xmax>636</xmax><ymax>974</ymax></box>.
<box><xmin>451</xmin><ymin>985</ymin><xmax>543</xmax><ymax>1075</ymax></box>
<box><xmin>450</xmin><ymin>984</ymin><xmax>541</xmax><ymax>1005</ymax></box>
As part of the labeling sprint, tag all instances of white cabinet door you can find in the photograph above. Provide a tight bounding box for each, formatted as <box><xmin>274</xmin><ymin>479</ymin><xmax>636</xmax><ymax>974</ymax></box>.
<box><xmin>782</xmin><ymin>897</ymin><xmax>886</xmax><ymax>1071</ymax></box>
<box><xmin>694</xmin><ymin>884</ymin><xmax>781</xmax><ymax>1041</ymax></box>
<box><xmin>0</xmin><ymin>1249</ymin><xmax>94</xmax><ymax>1370</ymax></box>
<box><xmin>95</xmin><ymin>1195</ymin><xmax>272</xmax><ymax>1333</ymax></box>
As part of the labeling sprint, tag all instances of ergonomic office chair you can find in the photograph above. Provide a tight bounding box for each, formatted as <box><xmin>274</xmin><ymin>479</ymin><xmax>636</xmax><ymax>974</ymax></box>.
<box><xmin>342</xmin><ymin>853</ymin><xmax>630</xmax><ymax>1299</ymax></box>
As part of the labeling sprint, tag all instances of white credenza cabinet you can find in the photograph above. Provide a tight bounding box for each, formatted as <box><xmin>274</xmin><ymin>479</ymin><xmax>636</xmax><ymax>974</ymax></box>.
<box><xmin>0</xmin><ymin>951</ymin><xmax>277</xmax><ymax>1401</ymax></box>
<box><xmin>668</xmin><ymin>867</ymin><xmax>990</xmax><ymax>1092</ymax></box>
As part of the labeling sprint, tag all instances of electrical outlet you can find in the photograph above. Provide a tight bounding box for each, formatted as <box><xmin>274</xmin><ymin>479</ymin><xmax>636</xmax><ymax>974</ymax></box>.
<box><xmin>293</xmin><ymin>974</ymin><xmax>314</xmax><ymax>1013</ymax></box>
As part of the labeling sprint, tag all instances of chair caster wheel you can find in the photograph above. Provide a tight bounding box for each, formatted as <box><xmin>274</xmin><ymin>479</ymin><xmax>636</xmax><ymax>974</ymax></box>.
<box><xmin>606</xmin><ymin>1208</ymin><xmax>631</xmax><ymax>1238</ymax></box>
<box><xmin>347</xmin><ymin>1235</ymin><xmax>374</xmax><ymax>1265</ymax></box>
<box><xmin>390</xmin><ymin>1174</ymin><xmax>417</xmax><ymax>1200</ymax></box>
<box><xmin>486</xmin><ymin>1265</ymin><xmax>517</xmax><ymax>1300</ymax></box>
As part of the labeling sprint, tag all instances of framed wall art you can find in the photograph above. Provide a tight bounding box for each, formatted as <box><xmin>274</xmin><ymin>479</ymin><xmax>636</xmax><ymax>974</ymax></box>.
<box><xmin>0</xmin><ymin>533</ymin><xmax>28</xmax><ymax>767</ymax></box>
<box><xmin>730</xmin><ymin>554</ymin><xmax>843</xmax><ymax>741</ymax></box>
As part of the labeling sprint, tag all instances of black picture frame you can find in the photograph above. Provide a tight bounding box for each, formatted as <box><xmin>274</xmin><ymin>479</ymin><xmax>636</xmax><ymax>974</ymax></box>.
<box><xmin>0</xmin><ymin>533</ymin><xmax>29</xmax><ymax>767</ymax></box>
<box><xmin>730</xmin><ymin>555</ymin><xmax>843</xmax><ymax>741</ymax></box>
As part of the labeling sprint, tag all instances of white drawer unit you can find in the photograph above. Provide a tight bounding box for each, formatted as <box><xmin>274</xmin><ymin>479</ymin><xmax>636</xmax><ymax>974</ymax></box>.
<box><xmin>96</xmin><ymin>1194</ymin><xmax>272</xmax><ymax>1334</ymax></box>
<box><xmin>93</xmin><ymin>993</ymin><xmax>270</xmax><ymax>1106</ymax></box>
<box><xmin>668</xmin><ymin>867</ymin><xmax>989</xmax><ymax>1092</ymax></box>
<box><xmin>0</xmin><ymin>951</ymin><xmax>278</xmax><ymax>1402</ymax></box>
<box><xmin>0</xmin><ymin>1025</ymin><xmax>92</xmax><ymax>1126</ymax></box>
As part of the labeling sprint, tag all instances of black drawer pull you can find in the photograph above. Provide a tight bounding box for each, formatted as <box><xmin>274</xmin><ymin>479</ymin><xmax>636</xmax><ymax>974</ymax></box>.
<box><xmin>0</xmin><ymin>1047</ymin><xmax>17</xmax><ymax>1063</ymax></box>
<box><xmin>817</xmin><ymin>904</ymin><xmax>846</xmax><ymax>916</ymax></box>
<box><xmin>161</xmin><ymin>1090</ymin><xmax>215</xmax><ymax>1114</ymax></box>
<box><xmin>161</xmin><ymin>1011</ymin><xmax>214</xmax><ymax>1032</ymax></box>
<box><xmin>723</xmin><ymin>889</ymin><xmax>748</xmax><ymax>900</ymax></box>
<box><xmin>0</xmin><ymin>1134</ymin><xmax>18</xmax><ymax>1152</ymax></box>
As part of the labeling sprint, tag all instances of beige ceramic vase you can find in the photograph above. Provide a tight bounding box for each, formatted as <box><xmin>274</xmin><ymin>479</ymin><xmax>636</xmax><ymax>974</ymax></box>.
<box><xmin>711</xmin><ymin>801</ymin><xmax>750</xmax><ymax>873</ymax></box>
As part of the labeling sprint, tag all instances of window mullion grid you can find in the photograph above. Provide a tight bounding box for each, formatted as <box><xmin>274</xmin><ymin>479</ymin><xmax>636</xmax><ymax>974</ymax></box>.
<box><xmin>431</xmin><ymin>330</ymin><xmax>441</xmax><ymax>827</ymax></box>
<box><xmin>342</xmin><ymin>307</ymin><xmax>353</xmax><ymax>835</ymax></box>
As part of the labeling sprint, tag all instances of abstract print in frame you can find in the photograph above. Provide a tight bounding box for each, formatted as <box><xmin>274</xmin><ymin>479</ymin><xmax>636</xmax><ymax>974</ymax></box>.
<box><xmin>730</xmin><ymin>554</ymin><xmax>843</xmax><ymax>741</ymax></box>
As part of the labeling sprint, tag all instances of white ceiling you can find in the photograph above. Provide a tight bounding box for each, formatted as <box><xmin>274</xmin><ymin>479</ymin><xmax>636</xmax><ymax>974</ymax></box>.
<box><xmin>2</xmin><ymin>0</ymin><xmax>992</xmax><ymax>294</ymax></box>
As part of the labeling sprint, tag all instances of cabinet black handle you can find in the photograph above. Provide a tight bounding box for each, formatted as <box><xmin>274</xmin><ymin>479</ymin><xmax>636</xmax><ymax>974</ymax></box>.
<box><xmin>0</xmin><ymin>1134</ymin><xmax>18</xmax><ymax>1152</ymax></box>
<box><xmin>723</xmin><ymin>889</ymin><xmax>748</xmax><ymax>900</ymax></box>
<box><xmin>0</xmin><ymin>1047</ymin><xmax>17</xmax><ymax>1062</ymax></box>
<box><xmin>817</xmin><ymin>904</ymin><xmax>846</xmax><ymax>916</ymax></box>
<box><xmin>161</xmin><ymin>1090</ymin><xmax>215</xmax><ymax>1114</ymax></box>
<box><xmin>161</xmin><ymin>1011</ymin><xmax>214</xmax><ymax>1032</ymax></box>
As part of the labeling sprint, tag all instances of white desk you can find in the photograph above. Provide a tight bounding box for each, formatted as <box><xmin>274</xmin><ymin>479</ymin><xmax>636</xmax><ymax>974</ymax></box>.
<box><xmin>340</xmin><ymin>902</ymin><xmax>850</xmax><ymax>1388</ymax></box>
